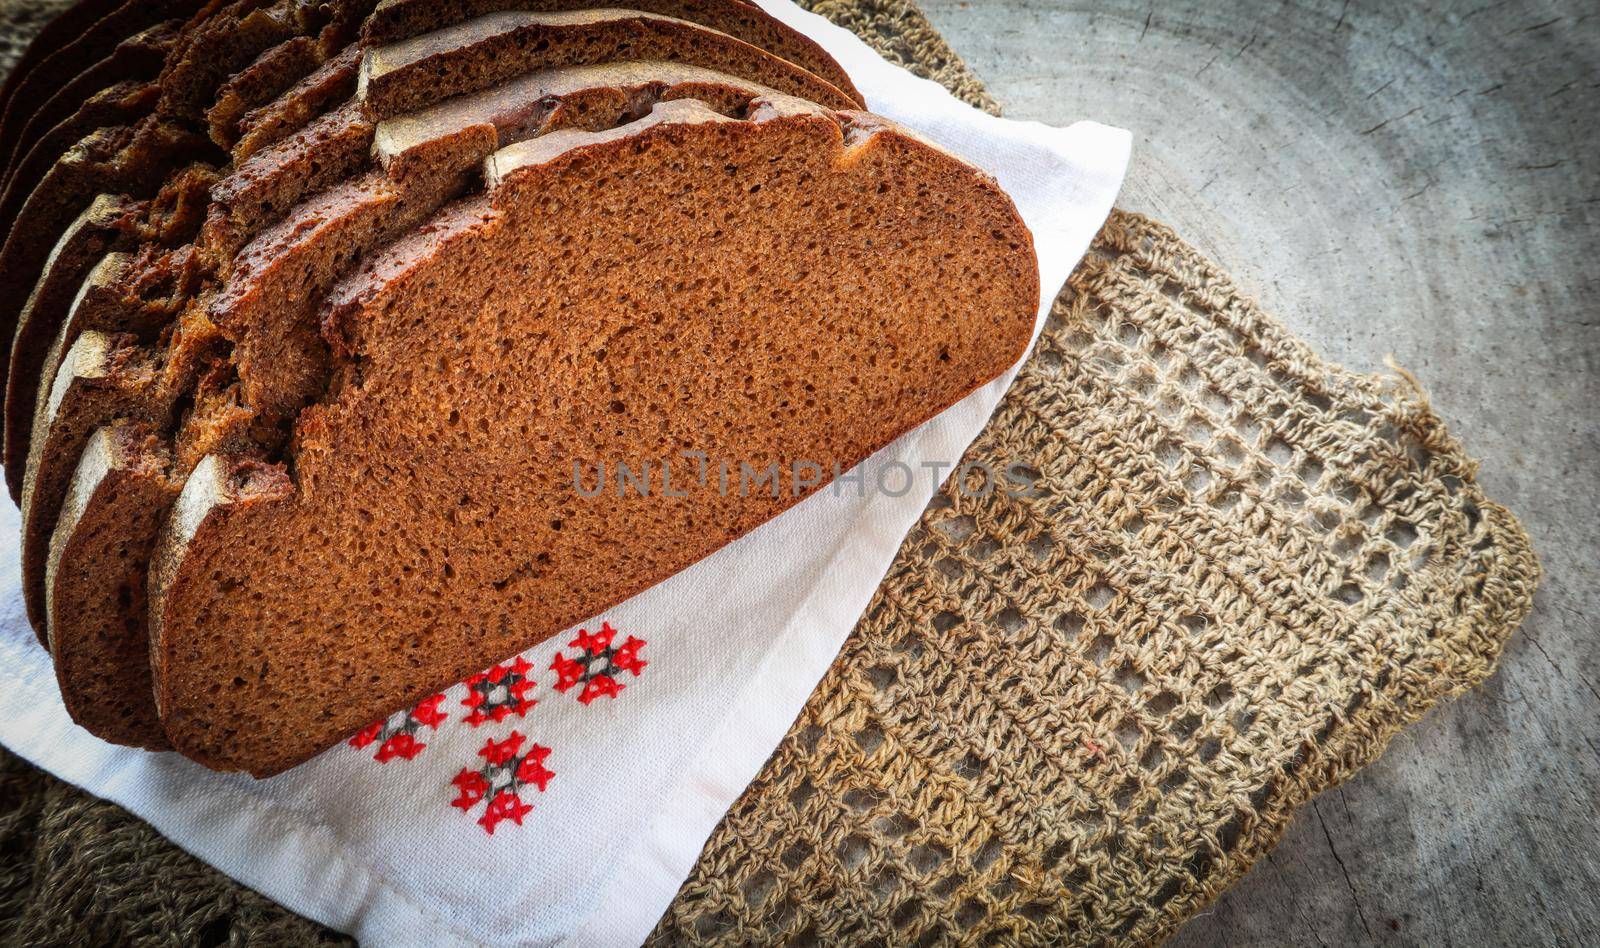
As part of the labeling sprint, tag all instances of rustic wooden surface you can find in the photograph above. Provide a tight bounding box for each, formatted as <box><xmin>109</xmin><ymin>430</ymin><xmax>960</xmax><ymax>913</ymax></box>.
<box><xmin>917</xmin><ymin>0</ymin><xmax>1598</xmax><ymax>944</ymax></box>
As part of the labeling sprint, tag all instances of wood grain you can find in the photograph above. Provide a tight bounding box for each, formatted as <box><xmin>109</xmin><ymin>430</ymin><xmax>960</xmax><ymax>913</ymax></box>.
<box><xmin>917</xmin><ymin>0</ymin><xmax>1599</xmax><ymax>943</ymax></box>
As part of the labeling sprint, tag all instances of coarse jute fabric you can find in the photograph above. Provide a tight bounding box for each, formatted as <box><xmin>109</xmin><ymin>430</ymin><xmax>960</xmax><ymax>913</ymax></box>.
<box><xmin>0</xmin><ymin>0</ymin><xmax>1538</xmax><ymax>944</ymax></box>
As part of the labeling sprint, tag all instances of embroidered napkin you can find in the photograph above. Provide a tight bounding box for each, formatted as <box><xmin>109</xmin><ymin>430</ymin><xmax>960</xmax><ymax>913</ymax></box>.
<box><xmin>0</xmin><ymin>1</ymin><xmax>1129</xmax><ymax>943</ymax></box>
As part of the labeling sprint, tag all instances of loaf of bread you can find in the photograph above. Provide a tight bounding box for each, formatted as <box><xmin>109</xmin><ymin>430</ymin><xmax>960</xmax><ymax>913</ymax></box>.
<box><xmin>3</xmin><ymin>0</ymin><xmax>1040</xmax><ymax>774</ymax></box>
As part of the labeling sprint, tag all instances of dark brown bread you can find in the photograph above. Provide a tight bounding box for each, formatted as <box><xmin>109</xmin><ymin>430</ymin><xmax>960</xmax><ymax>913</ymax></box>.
<box><xmin>0</xmin><ymin>79</ymin><xmax>163</xmax><ymax>227</ymax></box>
<box><xmin>0</xmin><ymin>20</ymin><xmax>181</xmax><ymax>200</ymax></box>
<box><xmin>151</xmin><ymin>2</ymin><xmax>305</xmax><ymax>123</ymax></box>
<box><xmin>31</xmin><ymin>68</ymin><xmax>777</xmax><ymax>743</ymax></box>
<box><xmin>232</xmin><ymin>43</ymin><xmax>365</xmax><ymax>160</ymax></box>
<box><xmin>206</xmin><ymin>0</ymin><xmax>382</xmax><ymax>149</ymax></box>
<box><xmin>30</xmin><ymin>65</ymin><xmax>792</xmax><ymax>662</ymax></box>
<box><xmin>0</xmin><ymin>119</ymin><xmax>214</xmax><ymax>499</ymax></box>
<box><xmin>359</xmin><ymin>9</ymin><xmax>858</xmax><ymax>119</ymax></box>
<box><xmin>6</xmin><ymin>167</ymin><xmax>218</xmax><ymax>497</ymax></box>
<box><xmin>0</xmin><ymin>0</ymin><xmax>272</xmax><ymax>401</ymax></box>
<box><xmin>0</xmin><ymin>0</ymin><xmax>207</xmax><ymax>177</ymax></box>
<box><xmin>361</xmin><ymin>0</ymin><xmax>862</xmax><ymax>103</ymax></box>
<box><xmin>4</xmin><ymin>0</ymin><xmax>847</xmax><ymax>479</ymax></box>
<box><xmin>151</xmin><ymin>95</ymin><xmax>1037</xmax><ymax>775</ymax></box>
<box><xmin>3</xmin><ymin>199</ymin><xmax>146</xmax><ymax>480</ymax></box>
<box><xmin>204</xmin><ymin>100</ymin><xmax>378</xmax><ymax>257</ymax></box>
<box><xmin>0</xmin><ymin>119</ymin><xmax>214</xmax><ymax>496</ymax></box>
<box><xmin>14</xmin><ymin>42</ymin><xmax>855</xmax><ymax>510</ymax></box>
<box><xmin>0</xmin><ymin>0</ymin><xmax>342</xmax><ymax>477</ymax></box>
<box><xmin>205</xmin><ymin>35</ymin><xmax>324</xmax><ymax>150</ymax></box>
<box><xmin>46</xmin><ymin>420</ymin><xmax>179</xmax><ymax>749</ymax></box>
<box><xmin>19</xmin><ymin>289</ymin><xmax>223</xmax><ymax>637</ymax></box>
<box><xmin>0</xmin><ymin>0</ymin><xmax>130</xmax><ymax>146</ymax></box>
<box><xmin>0</xmin><ymin>0</ymin><xmax>324</xmax><ymax>335</ymax></box>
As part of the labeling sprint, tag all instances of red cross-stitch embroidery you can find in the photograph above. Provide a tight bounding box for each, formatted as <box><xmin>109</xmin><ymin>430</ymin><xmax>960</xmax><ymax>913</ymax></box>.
<box><xmin>550</xmin><ymin>622</ymin><xmax>647</xmax><ymax>704</ymax></box>
<box><xmin>348</xmin><ymin>693</ymin><xmax>449</xmax><ymax>762</ymax></box>
<box><xmin>450</xmin><ymin>731</ymin><xmax>555</xmax><ymax>834</ymax></box>
<box><xmin>461</xmin><ymin>655</ymin><xmax>538</xmax><ymax>726</ymax></box>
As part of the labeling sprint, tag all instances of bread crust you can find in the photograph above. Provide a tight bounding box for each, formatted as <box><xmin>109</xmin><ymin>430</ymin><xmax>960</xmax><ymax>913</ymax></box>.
<box><xmin>3</xmin><ymin>200</ymin><xmax>144</xmax><ymax>493</ymax></box>
<box><xmin>0</xmin><ymin>120</ymin><xmax>209</xmax><ymax>494</ymax></box>
<box><xmin>46</xmin><ymin>421</ymin><xmax>178</xmax><ymax>749</ymax></box>
<box><xmin>205</xmin><ymin>35</ymin><xmax>324</xmax><ymax>150</ymax></box>
<box><xmin>9</xmin><ymin>3</ymin><xmax>1019</xmax><ymax>782</ymax></box>
<box><xmin>1</xmin><ymin>80</ymin><xmax>163</xmax><ymax>228</ymax></box>
<box><xmin>360</xmin><ymin>9</ymin><xmax>859</xmax><ymax>118</ymax></box>
<box><xmin>361</xmin><ymin>0</ymin><xmax>863</xmax><ymax>104</ymax></box>
<box><xmin>0</xmin><ymin>0</ymin><xmax>131</xmax><ymax>146</ymax></box>
<box><xmin>3</xmin><ymin>0</ymin><xmax>855</xmax><ymax>485</ymax></box>
<box><xmin>0</xmin><ymin>0</ymin><xmax>207</xmax><ymax>179</ymax></box>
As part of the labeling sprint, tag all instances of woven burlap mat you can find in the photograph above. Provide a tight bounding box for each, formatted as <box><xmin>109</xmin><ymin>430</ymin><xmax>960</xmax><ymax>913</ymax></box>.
<box><xmin>0</xmin><ymin>0</ymin><xmax>1539</xmax><ymax>944</ymax></box>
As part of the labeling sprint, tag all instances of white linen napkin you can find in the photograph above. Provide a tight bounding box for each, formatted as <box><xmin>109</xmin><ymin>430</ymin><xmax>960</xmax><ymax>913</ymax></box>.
<box><xmin>0</xmin><ymin>2</ymin><xmax>1129</xmax><ymax>943</ymax></box>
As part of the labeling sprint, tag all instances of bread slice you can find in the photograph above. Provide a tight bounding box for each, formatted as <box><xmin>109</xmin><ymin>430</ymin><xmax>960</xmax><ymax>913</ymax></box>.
<box><xmin>0</xmin><ymin>119</ymin><xmax>213</xmax><ymax>398</ymax></box>
<box><xmin>206</xmin><ymin>0</ymin><xmax>382</xmax><ymax>149</ymax></box>
<box><xmin>46</xmin><ymin>420</ymin><xmax>179</xmax><ymax>749</ymax></box>
<box><xmin>0</xmin><ymin>0</ymin><xmax>131</xmax><ymax>144</ymax></box>
<box><xmin>0</xmin><ymin>121</ymin><xmax>213</xmax><ymax>481</ymax></box>
<box><xmin>359</xmin><ymin>9</ymin><xmax>859</xmax><ymax>118</ymax></box>
<box><xmin>4</xmin><ymin>112</ymin><xmax>347</xmax><ymax>496</ymax></box>
<box><xmin>29</xmin><ymin>64</ymin><xmax>792</xmax><ymax>659</ymax></box>
<box><xmin>4</xmin><ymin>0</ymin><xmax>852</xmax><ymax>474</ymax></box>
<box><xmin>1</xmin><ymin>79</ymin><xmax>163</xmax><ymax>221</ymax></box>
<box><xmin>233</xmin><ymin>43</ymin><xmax>366</xmax><ymax>161</ymax></box>
<box><xmin>19</xmin><ymin>296</ymin><xmax>224</xmax><ymax>634</ymax></box>
<box><xmin>206</xmin><ymin>36</ymin><xmax>326</xmax><ymax>151</ymax></box>
<box><xmin>360</xmin><ymin>0</ymin><xmax>862</xmax><ymax>103</ymax></box>
<box><xmin>0</xmin><ymin>1</ymin><xmax>349</xmax><ymax>467</ymax></box>
<box><xmin>150</xmin><ymin>2</ymin><xmax>305</xmax><ymax>124</ymax></box>
<box><xmin>150</xmin><ymin>95</ymin><xmax>1037</xmax><ymax>775</ymax></box>
<box><xmin>0</xmin><ymin>0</ymin><xmax>337</xmax><ymax>362</ymax></box>
<box><xmin>0</xmin><ymin>0</ymin><xmax>207</xmax><ymax>176</ymax></box>
<box><xmin>205</xmin><ymin>100</ymin><xmax>380</xmax><ymax>258</ymax></box>
<box><xmin>0</xmin><ymin>20</ymin><xmax>181</xmax><ymax>199</ymax></box>
<box><xmin>3</xmin><ymin>198</ymin><xmax>147</xmax><ymax>481</ymax></box>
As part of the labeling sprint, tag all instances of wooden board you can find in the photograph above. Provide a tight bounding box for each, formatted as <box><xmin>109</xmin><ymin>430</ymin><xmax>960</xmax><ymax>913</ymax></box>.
<box><xmin>917</xmin><ymin>0</ymin><xmax>1600</xmax><ymax>943</ymax></box>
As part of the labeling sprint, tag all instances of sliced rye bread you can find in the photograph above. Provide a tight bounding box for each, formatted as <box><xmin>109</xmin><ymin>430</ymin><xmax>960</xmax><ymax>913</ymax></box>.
<box><xmin>0</xmin><ymin>0</ymin><xmax>351</xmax><ymax>454</ymax></box>
<box><xmin>7</xmin><ymin>60</ymin><xmax>383</xmax><ymax>511</ymax></box>
<box><xmin>0</xmin><ymin>5</ymin><xmax>259</xmax><ymax>401</ymax></box>
<box><xmin>19</xmin><ymin>274</ymin><xmax>222</xmax><ymax>637</ymax></box>
<box><xmin>0</xmin><ymin>20</ymin><xmax>183</xmax><ymax>199</ymax></box>
<box><xmin>10</xmin><ymin>174</ymin><xmax>216</xmax><ymax>491</ymax></box>
<box><xmin>206</xmin><ymin>36</ymin><xmax>324</xmax><ymax>149</ymax></box>
<box><xmin>3</xmin><ymin>198</ymin><xmax>152</xmax><ymax>474</ymax></box>
<box><xmin>29</xmin><ymin>64</ymin><xmax>797</xmax><ymax>679</ymax></box>
<box><xmin>10</xmin><ymin>18</ymin><xmax>859</xmax><ymax>499</ymax></box>
<box><xmin>0</xmin><ymin>0</ymin><xmax>208</xmax><ymax>176</ymax></box>
<box><xmin>360</xmin><ymin>0</ymin><xmax>861</xmax><ymax>103</ymax></box>
<box><xmin>1</xmin><ymin>80</ymin><xmax>164</xmax><ymax>226</ymax></box>
<box><xmin>3</xmin><ymin>0</ymin><xmax>845</xmax><ymax>480</ymax></box>
<box><xmin>0</xmin><ymin>119</ymin><xmax>216</xmax><ymax>489</ymax></box>
<box><xmin>0</xmin><ymin>0</ymin><xmax>131</xmax><ymax>140</ymax></box>
<box><xmin>0</xmin><ymin>119</ymin><xmax>215</xmax><ymax>379</ymax></box>
<box><xmin>46</xmin><ymin>420</ymin><xmax>180</xmax><ymax>749</ymax></box>
<box><xmin>150</xmin><ymin>2</ymin><xmax>309</xmax><ymax>123</ymax></box>
<box><xmin>205</xmin><ymin>0</ymin><xmax>381</xmax><ymax>149</ymax></box>
<box><xmin>233</xmin><ymin>43</ymin><xmax>365</xmax><ymax>161</ymax></box>
<box><xmin>148</xmin><ymin>94</ymin><xmax>1037</xmax><ymax>775</ymax></box>
<box><xmin>358</xmin><ymin>8</ymin><xmax>858</xmax><ymax>119</ymax></box>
